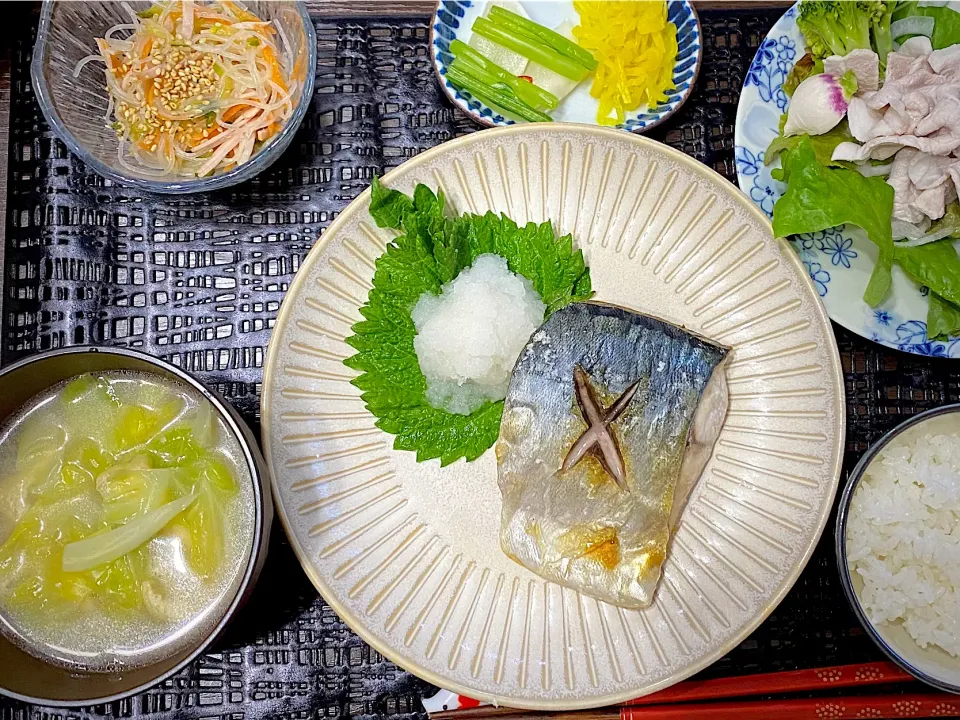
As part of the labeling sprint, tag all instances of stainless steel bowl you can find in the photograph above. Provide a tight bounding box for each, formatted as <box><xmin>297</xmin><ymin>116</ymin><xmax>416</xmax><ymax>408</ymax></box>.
<box><xmin>0</xmin><ymin>347</ymin><xmax>272</xmax><ymax>706</ymax></box>
<box><xmin>836</xmin><ymin>404</ymin><xmax>960</xmax><ymax>694</ymax></box>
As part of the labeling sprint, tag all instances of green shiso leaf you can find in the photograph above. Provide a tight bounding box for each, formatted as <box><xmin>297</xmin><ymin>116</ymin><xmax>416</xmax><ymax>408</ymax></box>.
<box><xmin>369</xmin><ymin>176</ymin><xmax>414</xmax><ymax>229</ymax></box>
<box><xmin>345</xmin><ymin>179</ymin><xmax>593</xmax><ymax>465</ymax></box>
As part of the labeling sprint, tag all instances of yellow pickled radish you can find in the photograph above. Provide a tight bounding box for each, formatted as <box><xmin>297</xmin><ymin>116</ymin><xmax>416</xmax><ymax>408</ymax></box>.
<box><xmin>573</xmin><ymin>0</ymin><xmax>678</xmax><ymax>125</ymax></box>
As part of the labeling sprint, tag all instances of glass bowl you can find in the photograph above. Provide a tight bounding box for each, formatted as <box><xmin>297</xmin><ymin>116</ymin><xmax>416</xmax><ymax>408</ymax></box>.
<box><xmin>31</xmin><ymin>0</ymin><xmax>316</xmax><ymax>194</ymax></box>
<box><xmin>836</xmin><ymin>404</ymin><xmax>960</xmax><ymax>694</ymax></box>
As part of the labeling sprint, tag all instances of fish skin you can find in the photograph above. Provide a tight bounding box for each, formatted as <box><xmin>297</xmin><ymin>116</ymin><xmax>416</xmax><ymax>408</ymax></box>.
<box><xmin>496</xmin><ymin>302</ymin><xmax>729</xmax><ymax>609</ymax></box>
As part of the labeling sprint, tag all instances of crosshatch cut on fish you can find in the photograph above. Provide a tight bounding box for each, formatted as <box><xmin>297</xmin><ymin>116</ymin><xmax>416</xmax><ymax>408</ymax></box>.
<box><xmin>496</xmin><ymin>301</ymin><xmax>730</xmax><ymax>609</ymax></box>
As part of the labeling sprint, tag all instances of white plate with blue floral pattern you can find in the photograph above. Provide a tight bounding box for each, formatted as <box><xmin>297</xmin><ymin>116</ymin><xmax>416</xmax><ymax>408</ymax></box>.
<box><xmin>735</xmin><ymin>3</ymin><xmax>959</xmax><ymax>358</ymax></box>
<box><xmin>430</xmin><ymin>0</ymin><xmax>702</xmax><ymax>132</ymax></box>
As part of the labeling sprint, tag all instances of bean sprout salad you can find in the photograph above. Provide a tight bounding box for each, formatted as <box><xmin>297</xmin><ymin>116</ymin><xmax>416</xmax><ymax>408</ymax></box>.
<box><xmin>75</xmin><ymin>0</ymin><xmax>298</xmax><ymax>178</ymax></box>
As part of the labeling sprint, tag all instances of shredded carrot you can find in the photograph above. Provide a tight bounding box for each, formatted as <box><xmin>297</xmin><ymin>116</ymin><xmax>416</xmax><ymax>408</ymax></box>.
<box><xmin>97</xmin><ymin>39</ymin><xmax>121</xmax><ymax>71</ymax></box>
<box><xmin>292</xmin><ymin>49</ymin><xmax>306</xmax><ymax>84</ymax></box>
<box><xmin>220</xmin><ymin>1</ymin><xmax>275</xmax><ymax>33</ymax></box>
<box><xmin>141</xmin><ymin>38</ymin><xmax>153</xmax><ymax>60</ymax></box>
<box><xmin>196</xmin><ymin>15</ymin><xmax>230</xmax><ymax>29</ymax></box>
<box><xmin>222</xmin><ymin>104</ymin><xmax>249</xmax><ymax>122</ymax></box>
<box><xmin>191</xmin><ymin>126</ymin><xmax>222</xmax><ymax>148</ymax></box>
<box><xmin>223</xmin><ymin>1</ymin><xmax>259</xmax><ymax>23</ymax></box>
<box><xmin>145</xmin><ymin>78</ymin><xmax>155</xmax><ymax>104</ymax></box>
<box><xmin>262</xmin><ymin>46</ymin><xmax>287</xmax><ymax>92</ymax></box>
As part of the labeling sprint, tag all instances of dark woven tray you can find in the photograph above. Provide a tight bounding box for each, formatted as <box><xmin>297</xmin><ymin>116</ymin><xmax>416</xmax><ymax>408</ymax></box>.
<box><xmin>3</xmin><ymin>5</ymin><xmax>952</xmax><ymax>719</ymax></box>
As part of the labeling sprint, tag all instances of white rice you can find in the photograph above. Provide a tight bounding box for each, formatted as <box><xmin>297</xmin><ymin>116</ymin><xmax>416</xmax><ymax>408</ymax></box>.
<box><xmin>847</xmin><ymin>426</ymin><xmax>960</xmax><ymax>657</ymax></box>
<box><xmin>412</xmin><ymin>254</ymin><xmax>545</xmax><ymax>416</ymax></box>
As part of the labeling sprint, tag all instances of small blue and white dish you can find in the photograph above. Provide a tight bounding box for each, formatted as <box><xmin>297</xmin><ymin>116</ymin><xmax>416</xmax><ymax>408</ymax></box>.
<box><xmin>430</xmin><ymin>0</ymin><xmax>701</xmax><ymax>133</ymax></box>
<box><xmin>734</xmin><ymin>2</ymin><xmax>960</xmax><ymax>359</ymax></box>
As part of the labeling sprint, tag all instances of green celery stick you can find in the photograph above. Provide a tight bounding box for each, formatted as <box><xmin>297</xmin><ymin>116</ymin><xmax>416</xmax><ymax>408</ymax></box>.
<box><xmin>487</xmin><ymin>5</ymin><xmax>597</xmax><ymax>71</ymax></box>
<box><xmin>472</xmin><ymin>16</ymin><xmax>588</xmax><ymax>81</ymax></box>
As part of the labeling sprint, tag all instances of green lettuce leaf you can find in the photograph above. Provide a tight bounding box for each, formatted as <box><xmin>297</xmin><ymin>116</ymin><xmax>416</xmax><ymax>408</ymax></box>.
<box><xmin>927</xmin><ymin>292</ymin><xmax>960</xmax><ymax>341</ymax></box>
<box><xmin>345</xmin><ymin>180</ymin><xmax>593</xmax><ymax>465</ymax></box>
<box><xmin>772</xmin><ymin>137</ymin><xmax>895</xmax><ymax>306</ymax></box>
<box><xmin>927</xmin><ymin>203</ymin><xmax>960</xmax><ymax>240</ymax></box>
<box><xmin>893</xmin><ymin>2</ymin><xmax>960</xmax><ymax>49</ymax></box>
<box><xmin>894</xmin><ymin>241</ymin><xmax>960</xmax><ymax>308</ymax></box>
<box><xmin>765</xmin><ymin>119</ymin><xmax>854</xmax><ymax>169</ymax></box>
<box><xmin>895</xmin><ymin>241</ymin><xmax>960</xmax><ymax>339</ymax></box>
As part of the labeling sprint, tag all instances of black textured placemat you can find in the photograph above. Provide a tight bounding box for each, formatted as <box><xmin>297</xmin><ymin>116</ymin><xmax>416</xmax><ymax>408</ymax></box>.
<box><xmin>3</xmin><ymin>6</ymin><xmax>950</xmax><ymax>720</ymax></box>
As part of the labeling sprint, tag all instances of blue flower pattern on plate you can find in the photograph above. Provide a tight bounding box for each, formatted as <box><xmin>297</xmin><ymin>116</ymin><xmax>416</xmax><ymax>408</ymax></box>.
<box><xmin>866</xmin><ymin>312</ymin><xmax>953</xmax><ymax>356</ymax></box>
<box><xmin>735</xmin><ymin>146</ymin><xmax>761</xmax><ymax>177</ymax></box>
<box><xmin>431</xmin><ymin>0</ymin><xmax>702</xmax><ymax>132</ymax></box>
<box><xmin>803</xmin><ymin>261</ymin><xmax>830</xmax><ymax>297</ymax></box>
<box><xmin>735</xmin><ymin>2</ymin><xmax>960</xmax><ymax>358</ymax></box>
<box><xmin>744</xmin><ymin>35</ymin><xmax>795</xmax><ymax>112</ymax></box>
<box><xmin>823</xmin><ymin>234</ymin><xmax>857</xmax><ymax>268</ymax></box>
<box><xmin>750</xmin><ymin>175</ymin><xmax>780</xmax><ymax>218</ymax></box>
<box><xmin>737</xmin><ymin>144</ymin><xmax>786</xmax><ymax>220</ymax></box>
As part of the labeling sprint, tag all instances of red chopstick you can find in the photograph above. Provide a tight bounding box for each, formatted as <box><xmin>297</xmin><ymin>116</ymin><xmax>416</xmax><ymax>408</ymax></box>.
<box><xmin>620</xmin><ymin>693</ymin><xmax>960</xmax><ymax>719</ymax></box>
<box><xmin>625</xmin><ymin>661</ymin><xmax>912</xmax><ymax>706</ymax></box>
<box><xmin>425</xmin><ymin>662</ymin><xmax>916</xmax><ymax>718</ymax></box>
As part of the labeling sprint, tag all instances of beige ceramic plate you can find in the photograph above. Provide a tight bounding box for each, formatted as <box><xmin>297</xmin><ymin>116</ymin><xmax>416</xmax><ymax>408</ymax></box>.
<box><xmin>261</xmin><ymin>124</ymin><xmax>845</xmax><ymax>710</ymax></box>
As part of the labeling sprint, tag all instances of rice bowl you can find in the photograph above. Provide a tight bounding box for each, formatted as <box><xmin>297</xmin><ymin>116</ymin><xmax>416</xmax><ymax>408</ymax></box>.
<box><xmin>837</xmin><ymin>404</ymin><xmax>960</xmax><ymax>694</ymax></box>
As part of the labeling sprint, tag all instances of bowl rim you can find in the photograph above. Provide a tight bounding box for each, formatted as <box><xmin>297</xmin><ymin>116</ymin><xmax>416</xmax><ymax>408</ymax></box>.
<box><xmin>427</xmin><ymin>0</ymin><xmax>702</xmax><ymax>134</ymax></box>
<box><xmin>0</xmin><ymin>346</ymin><xmax>268</xmax><ymax>707</ymax></box>
<box><xmin>835</xmin><ymin>402</ymin><xmax>960</xmax><ymax>696</ymax></box>
<box><xmin>30</xmin><ymin>0</ymin><xmax>317</xmax><ymax>195</ymax></box>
